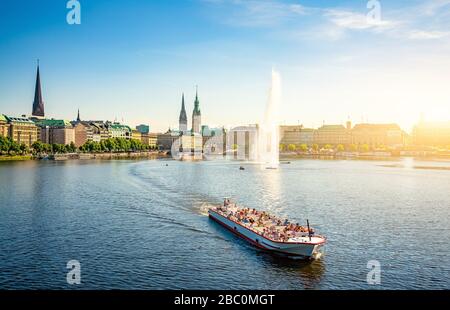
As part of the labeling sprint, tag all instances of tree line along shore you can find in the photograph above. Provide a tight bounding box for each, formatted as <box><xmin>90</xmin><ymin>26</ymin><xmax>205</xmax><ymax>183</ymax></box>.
<box><xmin>0</xmin><ymin>136</ymin><xmax>165</xmax><ymax>161</ymax></box>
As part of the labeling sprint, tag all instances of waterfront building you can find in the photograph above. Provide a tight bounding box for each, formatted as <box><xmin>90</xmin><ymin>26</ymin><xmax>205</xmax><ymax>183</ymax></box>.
<box><xmin>136</xmin><ymin>124</ymin><xmax>150</xmax><ymax>135</ymax></box>
<box><xmin>89</xmin><ymin>122</ymin><xmax>109</xmax><ymax>142</ymax></box>
<box><xmin>202</xmin><ymin>125</ymin><xmax>225</xmax><ymax>146</ymax></box>
<box><xmin>157</xmin><ymin>129</ymin><xmax>180</xmax><ymax>150</ymax></box>
<box><xmin>107</xmin><ymin>122</ymin><xmax>132</xmax><ymax>139</ymax></box>
<box><xmin>72</xmin><ymin>122</ymin><xmax>94</xmax><ymax>147</ymax></box>
<box><xmin>141</xmin><ymin>133</ymin><xmax>158</xmax><ymax>148</ymax></box>
<box><xmin>177</xmin><ymin>133</ymin><xmax>203</xmax><ymax>155</ymax></box>
<box><xmin>5</xmin><ymin>115</ymin><xmax>38</xmax><ymax>147</ymax></box>
<box><xmin>228</xmin><ymin>125</ymin><xmax>259</xmax><ymax>161</ymax></box>
<box><xmin>191</xmin><ymin>88</ymin><xmax>202</xmax><ymax>134</ymax></box>
<box><xmin>36</xmin><ymin>119</ymin><xmax>75</xmax><ymax>145</ymax></box>
<box><xmin>179</xmin><ymin>94</ymin><xmax>188</xmax><ymax>134</ymax></box>
<box><xmin>313</xmin><ymin>124</ymin><xmax>351</xmax><ymax>146</ymax></box>
<box><xmin>351</xmin><ymin>123</ymin><xmax>405</xmax><ymax>147</ymax></box>
<box><xmin>412</xmin><ymin>121</ymin><xmax>450</xmax><ymax>147</ymax></box>
<box><xmin>131</xmin><ymin>129</ymin><xmax>142</xmax><ymax>142</ymax></box>
<box><xmin>31</xmin><ymin>62</ymin><xmax>45</xmax><ymax>119</ymax></box>
<box><xmin>0</xmin><ymin>114</ymin><xmax>9</xmax><ymax>137</ymax></box>
<box><xmin>280</xmin><ymin>125</ymin><xmax>315</xmax><ymax>146</ymax></box>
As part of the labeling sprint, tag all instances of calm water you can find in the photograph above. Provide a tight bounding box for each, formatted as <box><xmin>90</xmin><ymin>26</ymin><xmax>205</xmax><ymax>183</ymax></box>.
<box><xmin>0</xmin><ymin>158</ymin><xmax>449</xmax><ymax>290</ymax></box>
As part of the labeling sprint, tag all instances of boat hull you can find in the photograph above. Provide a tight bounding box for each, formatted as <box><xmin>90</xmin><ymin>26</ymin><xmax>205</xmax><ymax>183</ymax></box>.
<box><xmin>209</xmin><ymin>210</ymin><xmax>324</xmax><ymax>259</ymax></box>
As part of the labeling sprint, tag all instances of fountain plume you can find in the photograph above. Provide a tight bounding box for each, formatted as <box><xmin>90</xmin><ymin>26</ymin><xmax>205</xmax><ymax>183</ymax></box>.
<box><xmin>259</xmin><ymin>69</ymin><xmax>281</xmax><ymax>169</ymax></box>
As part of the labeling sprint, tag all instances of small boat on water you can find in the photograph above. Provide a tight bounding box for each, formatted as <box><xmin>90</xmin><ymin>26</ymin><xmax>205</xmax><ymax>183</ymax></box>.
<box><xmin>208</xmin><ymin>199</ymin><xmax>326</xmax><ymax>259</ymax></box>
<box><xmin>239</xmin><ymin>166</ymin><xmax>245</xmax><ymax>170</ymax></box>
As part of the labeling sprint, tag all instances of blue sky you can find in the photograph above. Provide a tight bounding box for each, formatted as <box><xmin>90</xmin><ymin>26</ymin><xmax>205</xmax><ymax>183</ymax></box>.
<box><xmin>0</xmin><ymin>0</ymin><xmax>449</xmax><ymax>132</ymax></box>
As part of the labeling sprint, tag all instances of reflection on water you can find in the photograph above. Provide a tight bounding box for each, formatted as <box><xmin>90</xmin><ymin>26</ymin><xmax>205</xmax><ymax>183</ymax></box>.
<box><xmin>0</xmin><ymin>158</ymin><xmax>449</xmax><ymax>289</ymax></box>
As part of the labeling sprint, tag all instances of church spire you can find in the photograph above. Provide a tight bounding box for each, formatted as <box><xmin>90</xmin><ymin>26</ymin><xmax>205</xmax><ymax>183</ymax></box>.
<box><xmin>179</xmin><ymin>93</ymin><xmax>187</xmax><ymax>122</ymax></box>
<box><xmin>191</xmin><ymin>86</ymin><xmax>202</xmax><ymax>134</ymax></box>
<box><xmin>193</xmin><ymin>86</ymin><xmax>201</xmax><ymax>116</ymax></box>
<box><xmin>32</xmin><ymin>60</ymin><xmax>45</xmax><ymax>118</ymax></box>
<box><xmin>179</xmin><ymin>93</ymin><xmax>188</xmax><ymax>133</ymax></box>
<box><xmin>77</xmin><ymin>109</ymin><xmax>81</xmax><ymax>122</ymax></box>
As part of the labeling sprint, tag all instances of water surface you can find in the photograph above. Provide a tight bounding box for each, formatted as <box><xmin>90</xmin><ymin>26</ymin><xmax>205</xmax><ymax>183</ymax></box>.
<box><xmin>0</xmin><ymin>158</ymin><xmax>449</xmax><ymax>289</ymax></box>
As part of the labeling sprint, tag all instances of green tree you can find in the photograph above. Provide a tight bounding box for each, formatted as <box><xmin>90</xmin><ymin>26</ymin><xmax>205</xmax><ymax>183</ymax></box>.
<box><xmin>288</xmin><ymin>144</ymin><xmax>296</xmax><ymax>152</ymax></box>
<box><xmin>337</xmin><ymin>144</ymin><xmax>345</xmax><ymax>152</ymax></box>
<box><xmin>360</xmin><ymin>144</ymin><xmax>370</xmax><ymax>152</ymax></box>
<box><xmin>9</xmin><ymin>140</ymin><xmax>20</xmax><ymax>155</ymax></box>
<box><xmin>324</xmin><ymin>144</ymin><xmax>333</xmax><ymax>150</ymax></box>
<box><xmin>299</xmin><ymin>144</ymin><xmax>308</xmax><ymax>152</ymax></box>
<box><xmin>279</xmin><ymin>144</ymin><xmax>286</xmax><ymax>152</ymax></box>
<box><xmin>349</xmin><ymin>144</ymin><xmax>358</xmax><ymax>152</ymax></box>
<box><xmin>19</xmin><ymin>144</ymin><xmax>28</xmax><ymax>155</ymax></box>
<box><xmin>32</xmin><ymin>141</ymin><xmax>44</xmax><ymax>154</ymax></box>
<box><xmin>312</xmin><ymin>144</ymin><xmax>319</xmax><ymax>152</ymax></box>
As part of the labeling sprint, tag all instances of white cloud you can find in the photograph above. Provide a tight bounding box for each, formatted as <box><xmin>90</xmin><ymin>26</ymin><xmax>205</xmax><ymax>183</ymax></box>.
<box><xmin>202</xmin><ymin>0</ymin><xmax>309</xmax><ymax>27</ymax></box>
<box><xmin>324</xmin><ymin>9</ymin><xmax>398</xmax><ymax>31</ymax></box>
<box><xmin>408</xmin><ymin>30</ymin><xmax>450</xmax><ymax>40</ymax></box>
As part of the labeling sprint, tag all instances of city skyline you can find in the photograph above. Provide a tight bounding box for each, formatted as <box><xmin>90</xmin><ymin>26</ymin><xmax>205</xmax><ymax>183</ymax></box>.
<box><xmin>1</xmin><ymin>0</ymin><xmax>450</xmax><ymax>132</ymax></box>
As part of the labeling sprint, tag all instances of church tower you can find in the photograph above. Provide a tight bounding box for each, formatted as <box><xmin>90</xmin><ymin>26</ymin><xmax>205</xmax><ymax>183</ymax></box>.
<box><xmin>32</xmin><ymin>60</ymin><xmax>45</xmax><ymax>118</ymax></box>
<box><xmin>191</xmin><ymin>87</ymin><xmax>201</xmax><ymax>134</ymax></box>
<box><xmin>179</xmin><ymin>93</ymin><xmax>187</xmax><ymax>134</ymax></box>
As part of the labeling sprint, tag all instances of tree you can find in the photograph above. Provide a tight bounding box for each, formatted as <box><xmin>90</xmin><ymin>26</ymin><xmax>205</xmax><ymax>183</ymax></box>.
<box><xmin>299</xmin><ymin>144</ymin><xmax>308</xmax><ymax>152</ymax></box>
<box><xmin>279</xmin><ymin>144</ymin><xmax>286</xmax><ymax>152</ymax></box>
<box><xmin>0</xmin><ymin>136</ymin><xmax>12</xmax><ymax>155</ymax></box>
<box><xmin>360</xmin><ymin>144</ymin><xmax>370</xmax><ymax>152</ymax></box>
<box><xmin>324</xmin><ymin>144</ymin><xmax>333</xmax><ymax>150</ymax></box>
<box><xmin>288</xmin><ymin>144</ymin><xmax>296</xmax><ymax>152</ymax></box>
<box><xmin>349</xmin><ymin>144</ymin><xmax>358</xmax><ymax>152</ymax></box>
<box><xmin>312</xmin><ymin>144</ymin><xmax>319</xmax><ymax>152</ymax></box>
<box><xmin>19</xmin><ymin>144</ymin><xmax>28</xmax><ymax>155</ymax></box>
<box><xmin>337</xmin><ymin>144</ymin><xmax>345</xmax><ymax>152</ymax></box>
<box><xmin>9</xmin><ymin>140</ymin><xmax>20</xmax><ymax>155</ymax></box>
<box><xmin>32</xmin><ymin>141</ymin><xmax>44</xmax><ymax>154</ymax></box>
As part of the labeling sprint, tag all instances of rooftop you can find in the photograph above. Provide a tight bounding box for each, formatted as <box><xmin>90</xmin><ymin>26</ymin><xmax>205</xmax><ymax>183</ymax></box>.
<box><xmin>35</xmin><ymin>119</ymin><xmax>72</xmax><ymax>128</ymax></box>
<box><xmin>4</xmin><ymin>115</ymin><xmax>35</xmax><ymax>124</ymax></box>
<box><xmin>353</xmin><ymin>123</ymin><xmax>401</xmax><ymax>131</ymax></box>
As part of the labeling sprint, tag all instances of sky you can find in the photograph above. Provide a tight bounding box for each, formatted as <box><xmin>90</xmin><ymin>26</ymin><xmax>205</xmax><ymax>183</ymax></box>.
<box><xmin>0</xmin><ymin>0</ymin><xmax>449</xmax><ymax>132</ymax></box>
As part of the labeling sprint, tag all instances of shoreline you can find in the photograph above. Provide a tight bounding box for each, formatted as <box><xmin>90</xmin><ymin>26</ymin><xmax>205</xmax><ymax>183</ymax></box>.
<box><xmin>0</xmin><ymin>151</ymin><xmax>169</xmax><ymax>162</ymax></box>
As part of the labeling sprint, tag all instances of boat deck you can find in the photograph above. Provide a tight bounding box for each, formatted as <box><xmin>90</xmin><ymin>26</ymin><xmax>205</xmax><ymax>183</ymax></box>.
<box><xmin>212</xmin><ymin>204</ymin><xmax>324</xmax><ymax>244</ymax></box>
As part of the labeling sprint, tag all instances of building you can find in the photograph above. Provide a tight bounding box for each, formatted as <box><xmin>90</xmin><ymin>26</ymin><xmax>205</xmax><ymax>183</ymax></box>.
<box><xmin>107</xmin><ymin>122</ymin><xmax>132</xmax><ymax>139</ymax></box>
<box><xmin>89</xmin><ymin>122</ymin><xmax>109</xmax><ymax>142</ymax></box>
<box><xmin>0</xmin><ymin>114</ymin><xmax>9</xmax><ymax>137</ymax></box>
<box><xmin>179</xmin><ymin>94</ymin><xmax>188</xmax><ymax>134</ymax></box>
<box><xmin>314</xmin><ymin>124</ymin><xmax>350</xmax><ymax>146</ymax></box>
<box><xmin>72</xmin><ymin>121</ymin><xmax>94</xmax><ymax>147</ymax></box>
<box><xmin>141</xmin><ymin>133</ymin><xmax>158</xmax><ymax>149</ymax></box>
<box><xmin>32</xmin><ymin>62</ymin><xmax>45</xmax><ymax>118</ymax></box>
<box><xmin>36</xmin><ymin>119</ymin><xmax>75</xmax><ymax>145</ymax></box>
<box><xmin>136</xmin><ymin>124</ymin><xmax>150</xmax><ymax>135</ymax></box>
<box><xmin>202</xmin><ymin>125</ymin><xmax>224</xmax><ymax>146</ymax></box>
<box><xmin>176</xmin><ymin>134</ymin><xmax>203</xmax><ymax>155</ymax></box>
<box><xmin>412</xmin><ymin>121</ymin><xmax>450</xmax><ymax>147</ymax></box>
<box><xmin>191</xmin><ymin>88</ymin><xmax>202</xmax><ymax>134</ymax></box>
<box><xmin>157</xmin><ymin>129</ymin><xmax>180</xmax><ymax>150</ymax></box>
<box><xmin>228</xmin><ymin>125</ymin><xmax>259</xmax><ymax>161</ymax></box>
<box><xmin>131</xmin><ymin>129</ymin><xmax>142</xmax><ymax>142</ymax></box>
<box><xmin>5</xmin><ymin>115</ymin><xmax>38</xmax><ymax>147</ymax></box>
<box><xmin>351</xmin><ymin>123</ymin><xmax>405</xmax><ymax>147</ymax></box>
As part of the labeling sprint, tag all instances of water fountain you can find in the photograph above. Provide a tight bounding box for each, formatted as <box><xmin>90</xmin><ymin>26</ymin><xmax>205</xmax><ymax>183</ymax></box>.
<box><xmin>258</xmin><ymin>69</ymin><xmax>281</xmax><ymax>169</ymax></box>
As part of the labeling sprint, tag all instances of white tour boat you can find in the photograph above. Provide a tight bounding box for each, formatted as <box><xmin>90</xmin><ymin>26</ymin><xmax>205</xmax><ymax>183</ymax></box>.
<box><xmin>208</xmin><ymin>200</ymin><xmax>326</xmax><ymax>259</ymax></box>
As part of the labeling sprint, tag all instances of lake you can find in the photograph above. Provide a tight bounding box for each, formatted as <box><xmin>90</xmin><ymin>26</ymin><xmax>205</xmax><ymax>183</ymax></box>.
<box><xmin>0</xmin><ymin>158</ymin><xmax>449</xmax><ymax>289</ymax></box>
